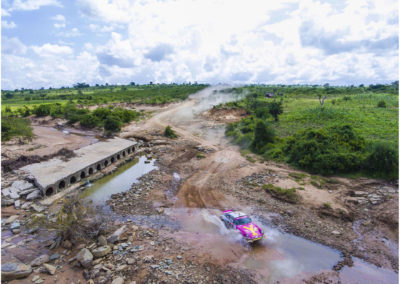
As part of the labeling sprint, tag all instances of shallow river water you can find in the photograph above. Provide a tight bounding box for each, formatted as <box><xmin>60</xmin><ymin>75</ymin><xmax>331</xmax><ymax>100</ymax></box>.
<box><xmin>82</xmin><ymin>156</ymin><xmax>398</xmax><ymax>284</ymax></box>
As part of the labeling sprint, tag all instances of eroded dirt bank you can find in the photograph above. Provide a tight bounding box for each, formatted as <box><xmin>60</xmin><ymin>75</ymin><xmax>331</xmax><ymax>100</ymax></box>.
<box><xmin>2</xmin><ymin>87</ymin><xmax>398</xmax><ymax>283</ymax></box>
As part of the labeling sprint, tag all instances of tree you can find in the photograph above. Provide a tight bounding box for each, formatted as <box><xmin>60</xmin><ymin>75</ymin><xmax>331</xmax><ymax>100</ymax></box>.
<box><xmin>104</xmin><ymin>116</ymin><xmax>121</xmax><ymax>132</ymax></box>
<box><xmin>251</xmin><ymin>120</ymin><xmax>275</xmax><ymax>153</ymax></box>
<box><xmin>268</xmin><ymin>100</ymin><xmax>283</xmax><ymax>121</ymax></box>
<box><xmin>318</xmin><ymin>94</ymin><xmax>327</xmax><ymax>108</ymax></box>
<box><xmin>130</xmin><ymin>82</ymin><xmax>135</xmax><ymax>86</ymax></box>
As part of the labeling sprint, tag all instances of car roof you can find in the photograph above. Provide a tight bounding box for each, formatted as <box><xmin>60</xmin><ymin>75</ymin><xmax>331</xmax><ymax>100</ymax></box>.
<box><xmin>226</xmin><ymin>211</ymin><xmax>248</xmax><ymax>219</ymax></box>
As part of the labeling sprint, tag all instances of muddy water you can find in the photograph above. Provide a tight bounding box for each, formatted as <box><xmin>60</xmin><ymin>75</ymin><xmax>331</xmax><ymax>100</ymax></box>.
<box><xmin>164</xmin><ymin>208</ymin><xmax>398</xmax><ymax>283</ymax></box>
<box><xmin>81</xmin><ymin>156</ymin><xmax>157</xmax><ymax>204</ymax></box>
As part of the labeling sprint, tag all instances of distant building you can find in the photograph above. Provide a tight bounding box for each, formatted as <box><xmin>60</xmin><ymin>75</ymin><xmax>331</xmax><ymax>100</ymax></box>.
<box><xmin>265</xmin><ymin>92</ymin><xmax>274</xmax><ymax>98</ymax></box>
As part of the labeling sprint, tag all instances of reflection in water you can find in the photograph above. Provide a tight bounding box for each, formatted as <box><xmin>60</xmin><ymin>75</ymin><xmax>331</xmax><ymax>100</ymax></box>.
<box><xmin>81</xmin><ymin>156</ymin><xmax>157</xmax><ymax>204</ymax></box>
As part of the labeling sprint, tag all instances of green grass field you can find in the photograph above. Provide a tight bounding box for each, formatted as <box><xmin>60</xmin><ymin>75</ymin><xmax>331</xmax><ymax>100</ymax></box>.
<box><xmin>220</xmin><ymin>83</ymin><xmax>398</xmax><ymax>179</ymax></box>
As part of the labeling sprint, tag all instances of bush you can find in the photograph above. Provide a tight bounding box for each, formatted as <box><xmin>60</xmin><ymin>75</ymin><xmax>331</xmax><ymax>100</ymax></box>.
<box><xmin>34</xmin><ymin>104</ymin><xmax>51</xmax><ymax>117</ymax></box>
<box><xmin>363</xmin><ymin>142</ymin><xmax>398</xmax><ymax>179</ymax></box>
<box><xmin>1</xmin><ymin>116</ymin><xmax>33</xmax><ymax>141</ymax></box>
<box><xmin>251</xmin><ymin>120</ymin><xmax>275</xmax><ymax>153</ymax></box>
<box><xmin>284</xmin><ymin>125</ymin><xmax>365</xmax><ymax>175</ymax></box>
<box><xmin>104</xmin><ymin>115</ymin><xmax>122</xmax><ymax>132</ymax></box>
<box><xmin>377</xmin><ymin>100</ymin><xmax>386</xmax><ymax>108</ymax></box>
<box><xmin>268</xmin><ymin>100</ymin><xmax>283</xmax><ymax>121</ymax></box>
<box><xmin>164</xmin><ymin>125</ymin><xmax>178</xmax><ymax>138</ymax></box>
<box><xmin>79</xmin><ymin>114</ymin><xmax>99</xmax><ymax>128</ymax></box>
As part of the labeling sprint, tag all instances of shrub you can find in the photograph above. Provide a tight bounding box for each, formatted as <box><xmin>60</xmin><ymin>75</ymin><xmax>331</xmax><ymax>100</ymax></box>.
<box><xmin>34</xmin><ymin>104</ymin><xmax>51</xmax><ymax>117</ymax></box>
<box><xmin>263</xmin><ymin>184</ymin><xmax>300</xmax><ymax>203</ymax></box>
<box><xmin>104</xmin><ymin>115</ymin><xmax>122</xmax><ymax>132</ymax></box>
<box><xmin>377</xmin><ymin>100</ymin><xmax>386</xmax><ymax>108</ymax></box>
<box><xmin>363</xmin><ymin>142</ymin><xmax>398</xmax><ymax>179</ymax></box>
<box><xmin>268</xmin><ymin>100</ymin><xmax>283</xmax><ymax>121</ymax></box>
<box><xmin>251</xmin><ymin>120</ymin><xmax>275</xmax><ymax>153</ymax></box>
<box><xmin>1</xmin><ymin>116</ymin><xmax>33</xmax><ymax>141</ymax></box>
<box><xmin>164</xmin><ymin>125</ymin><xmax>178</xmax><ymax>138</ymax></box>
<box><xmin>79</xmin><ymin>114</ymin><xmax>99</xmax><ymax>128</ymax></box>
<box><xmin>284</xmin><ymin>125</ymin><xmax>365</xmax><ymax>175</ymax></box>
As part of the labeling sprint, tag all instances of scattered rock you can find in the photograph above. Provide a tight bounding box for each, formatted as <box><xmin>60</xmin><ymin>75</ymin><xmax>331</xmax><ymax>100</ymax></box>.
<box><xmin>49</xmin><ymin>253</ymin><xmax>60</xmax><ymax>261</ymax></box>
<box><xmin>98</xmin><ymin>235</ymin><xmax>107</xmax><ymax>246</ymax></box>
<box><xmin>31</xmin><ymin>204</ymin><xmax>44</xmax><ymax>213</ymax></box>
<box><xmin>107</xmin><ymin>225</ymin><xmax>127</xmax><ymax>244</ymax></box>
<box><xmin>26</xmin><ymin>190</ymin><xmax>41</xmax><ymax>201</ymax></box>
<box><xmin>1</xmin><ymin>262</ymin><xmax>32</xmax><ymax>280</ymax></box>
<box><xmin>30</xmin><ymin>255</ymin><xmax>50</xmax><ymax>267</ymax></box>
<box><xmin>111</xmin><ymin>276</ymin><xmax>125</xmax><ymax>284</ymax></box>
<box><xmin>5</xmin><ymin>215</ymin><xmax>19</xmax><ymax>224</ymax></box>
<box><xmin>42</xmin><ymin>263</ymin><xmax>56</xmax><ymax>275</ymax></box>
<box><xmin>331</xmin><ymin>230</ymin><xmax>341</xmax><ymax>236</ymax></box>
<box><xmin>76</xmin><ymin>248</ymin><xmax>93</xmax><ymax>268</ymax></box>
<box><xmin>11</xmin><ymin>180</ymin><xmax>34</xmax><ymax>191</ymax></box>
<box><xmin>14</xmin><ymin>200</ymin><xmax>21</xmax><ymax>209</ymax></box>
<box><xmin>10</xmin><ymin>221</ymin><xmax>20</xmax><ymax>231</ymax></box>
<box><xmin>2</xmin><ymin>198</ymin><xmax>15</xmax><ymax>206</ymax></box>
<box><xmin>92</xmin><ymin>245</ymin><xmax>112</xmax><ymax>258</ymax></box>
<box><xmin>61</xmin><ymin>240</ymin><xmax>72</xmax><ymax>249</ymax></box>
<box><xmin>142</xmin><ymin>255</ymin><xmax>154</xmax><ymax>263</ymax></box>
<box><xmin>32</xmin><ymin>275</ymin><xmax>40</xmax><ymax>282</ymax></box>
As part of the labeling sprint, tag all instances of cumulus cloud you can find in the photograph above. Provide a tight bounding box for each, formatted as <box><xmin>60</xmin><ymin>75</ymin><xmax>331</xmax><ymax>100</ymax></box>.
<box><xmin>52</xmin><ymin>14</ymin><xmax>66</xmax><ymax>28</ymax></box>
<box><xmin>1</xmin><ymin>0</ymin><xmax>398</xmax><ymax>89</ymax></box>
<box><xmin>145</xmin><ymin>44</ymin><xmax>174</xmax><ymax>62</ymax></box>
<box><xmin>2</xmin><ymin>36</ymin><xmax>27</xmax><ymax>55</ymax></box>
<box><xmin>2</xmin><ymin>20</ymin><xmax>17</xmax><ymax>29</ymax></box>
<box><xmin>32</xmin><ymin>43</ymin><xmax>73</xmax><ymax>57</ymax></box>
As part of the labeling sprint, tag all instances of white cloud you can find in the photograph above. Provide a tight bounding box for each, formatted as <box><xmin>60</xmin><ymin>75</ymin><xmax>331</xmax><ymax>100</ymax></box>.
<box><xmin>2</xmin><ymin>8</ymin><xmax>11</xmax><ymax>17</ymax></box>
<box><xmin>2</xmin><ymin>0</ymin><xmax>398</xmax><ymax>89</ymax></box>
<box><xmin>32</xmin><ymin>43</ymin><xmax>73</xmax><ymax>57</ymax></box>
<box><xmin>2</xmin><ymin>20</ymin><xmax>17</xmax><ymax>29</ymax></box>
<box><xmin>52</xmin><ymin>14</ymin><xmax>66</xmax><ymax>28</ymax></box>
<box><xmin>57</xmin><ymin>28</ymin><xmax>82</xmax><ymax>37</ymax></box>
<box><xmin>2</xmin><ymin>36</ymin><xmax>27</xmax><ymax>55</ymax></box>
<box><xmin>8</xmin><ymin>0</ymin><xmax>62</xmax><ymax>11</ymax></box>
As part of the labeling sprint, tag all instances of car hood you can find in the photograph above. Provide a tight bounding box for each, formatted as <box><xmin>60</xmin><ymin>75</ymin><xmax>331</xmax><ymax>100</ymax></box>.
<box><xmin>236</xmin><ymin>223</ymin><xmax>263</xmax><ymax>238</ymax></box>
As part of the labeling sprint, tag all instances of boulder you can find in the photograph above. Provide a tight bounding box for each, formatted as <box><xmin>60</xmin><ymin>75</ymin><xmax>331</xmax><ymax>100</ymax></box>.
<box><xmin>26</xmin><ymin>190</ymin><xmax>41</xmax><ymax>201</ymax></box>
<box><xmin>19</xmin><ymin>187</ymin><xmax>37</xmax><ymax>196</ymax></box>
<box><xmin>30</xmin><ymin>254</ymin><xmax>50</xmax><ymax>267</ymax></box>
<box><xmin>76</xmin><ymin>248</ymin><xmax>93</xmax><ymax>268</ymax></box>
<box><xmin>10</xmin><ymin>221</ymin><xmax>20</xmax><ymax>231</ymax></box>
<box><xmin>5</xmin><ymin>215</ymin><xmax>19</xmax><ymax>224</ymax></box>
<box><xmin>2</xmin><ymin>188</ymin><xmax>11</xmax><ymax>197</ymax></box>
<box><xmin>43</xmin><ymin>263</ymin><xmax>56</xmax><ymax>275</ymax></box>
<box><xmin>98</xmin><ymin>235</ymin><xmax>107</xmax><ymax>246</ymax></box>
<box><xmin>107</xmin><ymin>225</ymin><xmax>127</xmax><ymax>244</ymax></box>
<box><xmin>14</xmin><ymin>200</ymin><xmax>21</xmax><ymax>209</ymax></box>
<box><xmin>1</xmin><ymin>262</ymin><xmax>32</xmax><ymax>280</ymax></box>
<box><xmin>10</xmin><ymin>192</ymin><xmax>20</xmax><ymax>200</ymax></box>
<box><xmin>92</xmin><ymin>245</ymin><xmax>112</xmax><ymax>258</ymax></box>
<box><xmin>11</xmin><ymin>180</ymin><xmax>34</xmax><ymax>191</ymax></box>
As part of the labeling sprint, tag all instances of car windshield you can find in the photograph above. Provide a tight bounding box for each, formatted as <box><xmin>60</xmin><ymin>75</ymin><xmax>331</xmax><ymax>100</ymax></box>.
<box><xmin>234</xmin><ymin>217</ymin><xmax>252</xmax><ymax>225</ymax></box>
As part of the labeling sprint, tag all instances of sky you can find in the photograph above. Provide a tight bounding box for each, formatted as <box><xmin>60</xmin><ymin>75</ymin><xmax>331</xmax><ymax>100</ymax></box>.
<box><xmin>1</xmin><ymin>0</ymin><xmax>399</xmax><ymax>90</ymax></box>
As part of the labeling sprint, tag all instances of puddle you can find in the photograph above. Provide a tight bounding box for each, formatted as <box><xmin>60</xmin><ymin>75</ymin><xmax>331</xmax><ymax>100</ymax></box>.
<box><xmin>340</xmin><ymin>257</ymin><xmax>399</xmax><ymax>284</ymax></box>
<box><xmin>81</xmin><ymin>156</ymin><xmax>157</xmax><ymax>204</ymax></box>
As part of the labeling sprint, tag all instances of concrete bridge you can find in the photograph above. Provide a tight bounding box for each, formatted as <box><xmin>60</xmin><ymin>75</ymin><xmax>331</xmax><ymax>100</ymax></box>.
<box><xmin>22</xmin><ymin>137</ymin><xmax>137</xmax><ymax>196</ymax></box>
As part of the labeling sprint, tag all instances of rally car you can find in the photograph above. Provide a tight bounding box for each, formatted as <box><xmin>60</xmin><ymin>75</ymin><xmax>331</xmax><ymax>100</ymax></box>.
<box><xmin>220</xmin><ymin>210</ymin><xmax>264</xmax><ymax>243</ymax></box>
